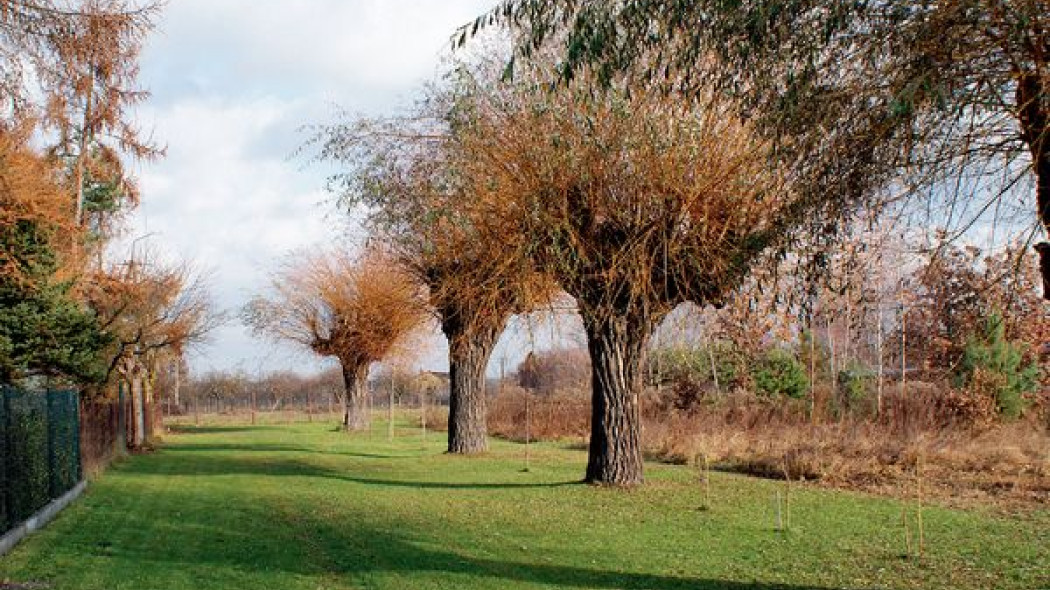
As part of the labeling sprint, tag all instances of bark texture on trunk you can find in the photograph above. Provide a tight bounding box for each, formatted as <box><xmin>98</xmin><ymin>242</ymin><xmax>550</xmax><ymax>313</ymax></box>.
<box><xmin>341</xmin><ymin>363</ymin><xmax>369</xmax><ymax>431</ymax></box>
<box><xmin>1016</xmin><ymin>70</ymin><xmax>1050</xmax><ymax>299</ymax></box>
<box><xmin>444</xmin><ymin>315</ymin><xmax>505</xmax><ymax>454</ymax></box>
<box><xmin>130</xmin><ymin>371</ymin><xmax>145</xmax><ymax>448</ymax></box>
<box><xmin>580</xmin><ymin>307</ymin><xmax>651</xmax><ymax>486</ymax></box>
<box><xmin>1037</xmin><ymin>243</ymin><xmax>1050</xmax><ymax>297</ymax></box>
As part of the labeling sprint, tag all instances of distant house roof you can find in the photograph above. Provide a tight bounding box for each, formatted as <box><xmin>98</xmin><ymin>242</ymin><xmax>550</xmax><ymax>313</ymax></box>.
<box><xmin>412</xmin><ymin>371</ymin><xmax>449</xmax><ymax>389</ymax></box>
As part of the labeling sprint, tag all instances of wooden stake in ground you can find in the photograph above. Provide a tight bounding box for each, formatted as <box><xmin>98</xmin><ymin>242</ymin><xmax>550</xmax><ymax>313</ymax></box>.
<box><xmin>902</xmin><ymin>497</ymin><xmax>913</xmax><ymax>557</ymax></box>
<box><xmin>524</xmin><ymin>393</ymin><xmax>531</xmax><ymax>472</ymax></box>
<box><xmin>388</xmin><ymin>372</ymin><xmax>395</xmax><ymax>442</ymax></box>
<box><xmin>917</xmin><ymin>454</ymin><xmax>925</xmax><ymax>558</ymax></box>
<box><xmin>696</xmin><ymin>452</ymin><xmax>711</xmax><ymax>510</ymax></box>
<box><xmin>774</xmin><ymin>490</ymin><xmax>784</xmax><ymax>532</ymax></box>
<box><xmin>420</xmin><ymin>385</ymin><xmax>427</xmax><ymax>448</ymax></box>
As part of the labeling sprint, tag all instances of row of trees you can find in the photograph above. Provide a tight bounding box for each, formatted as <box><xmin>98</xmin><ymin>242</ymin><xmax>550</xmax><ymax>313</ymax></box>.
<box><xmin>253</xmin><ymin>1</ymin><xmax>1050</xmax><ymax>486</ymax></box>
<box><xmin>0</xmin><ymin>2</ymin><xmax>219</xmax><ymax>448</ymax></box>
<box><xmin>283</xmin><ymin>45</ymin><xmax>881</xmax><ymax>485</ymax></box>
<box><xmin>177</xmin><ymin>368</ymin><xmax>344</xmax><ymax>417</ymax></box>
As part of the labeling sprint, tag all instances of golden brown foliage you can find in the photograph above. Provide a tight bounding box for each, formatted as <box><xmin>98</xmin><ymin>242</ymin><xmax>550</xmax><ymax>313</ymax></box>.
<box><xmin>0</xmin><ymin>0</ymin><xmax>162</xmax><ymax>242</ymax></box>
<box><xmin>84</xmin><ymin>248</ymin><xmax>221</xmax><ymax>383</ymax></box>
<box><xmin>244</xmin><ymin>248</ymin><xmax>428</xmax><ymax>372</ymax></box>
<box><xmin>457</xmin><ymin>82</ymin><xmax>789</xmax><ymax>319</ymax></box>
<box><xmin>313</xmin><ymin>79</ymin><xmax>556</xmax><ymax>342</ymax></box>
<box><xmin>0</xmin><ymin>123</ymin><xmax>75</xmax><ymax>282</ymax></box>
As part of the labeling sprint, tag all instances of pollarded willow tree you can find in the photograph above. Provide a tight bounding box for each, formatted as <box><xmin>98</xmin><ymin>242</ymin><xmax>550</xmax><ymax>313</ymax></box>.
<box><xmin>86</xmin><ymin>249</ymin><xmax>221</xmax><ymax>384</ymax></box>
<box><xmin>312</xmin><ymin>77</ymin><xmax>552</xmax><ymax>454</ymax></box>
<box><xmin>85</xmin><ymin>247</ymin><xmax>222</xmax><ymax>445</ymax></box>
<box><xmin>473</xmin><ymin>0</ymin><xmax>1050</xmax><ymax>299</ymax></box>
<box><xmin>454</xmin><ymin>78</ymin><xmax>798</xmax><ymax>485</ymax></box>
<box><xmin>243</xmin><ymin>249</ymin><xmax>426</xmax><ymax>431</ymax></box>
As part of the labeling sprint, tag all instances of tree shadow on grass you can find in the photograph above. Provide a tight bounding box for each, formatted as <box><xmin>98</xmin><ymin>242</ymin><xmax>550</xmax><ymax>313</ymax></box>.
<box><xmin>166</xmin><ymin>425</ymin><xmax>265</xmax><ymax>435</ymax></box>
<box><xmin>72</xmin><ymin>484</ymin><xmax>844</xmax><ymax>590</ymax></box>
<box><xmin>34</xmin><ymin>435</ymin><xmax>881</xmax><ymax>590</ymax></box>
<box><xmin>304</xmin><ymin>523</ymin><xmax>842</xmax><ymax>590</ymax></box>
<box><xmin>165</xmin><ymin>443</ymin><xmax>319</xmax><ymax>454</ymax></box>
<box><xmin>123</xmin><ymin>451</ymin><xmax>580</xmax><ymax>489</ymax></box>
<box><xmin>332</xmin><ymin>474</ymin><xmax>580</xmax><ymax>490</ymax></box>
<box><xmin>339</xmin><ymin>451</ymin><xmax>423</xmax><ymax>460</ymax></box>
<box><xmin>162</xmin><ymin>443</ymin><xmax>417</xmax><ymax>459</ymax></box>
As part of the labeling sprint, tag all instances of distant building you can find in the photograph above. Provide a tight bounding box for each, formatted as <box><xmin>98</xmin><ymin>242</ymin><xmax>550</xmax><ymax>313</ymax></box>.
<box><xmin>414</xmin><ymin>371</ymin><xmax>449</xmax><ymax>404</ymax></box>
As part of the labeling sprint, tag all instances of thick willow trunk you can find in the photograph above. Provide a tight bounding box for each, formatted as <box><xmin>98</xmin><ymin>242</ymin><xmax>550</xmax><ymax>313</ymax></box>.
<box><xmin>1017</xmin><ymin>71</ymin><xmax>1050</xmax><ymax>299</ymax></box>
<box><xmin>581</xmin><ymin>309</ymin><xmax>651</xmax><ymax>486</ymax></box>
<box><xmin>444</xmin><ymin>317</ymin><xmax>505</xmax><ymax>454</ymax></box>
<box><xmin>341</xmin><ymin>363</ymin><xmax>369</xmax><ymax>431</ymax></box>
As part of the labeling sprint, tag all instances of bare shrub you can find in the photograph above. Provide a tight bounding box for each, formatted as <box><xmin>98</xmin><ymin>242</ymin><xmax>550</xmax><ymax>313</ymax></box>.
<box><xmin>482</xmin><ymin>376</ymin><xmax>1050</xmax><ymax>506</ymax></box>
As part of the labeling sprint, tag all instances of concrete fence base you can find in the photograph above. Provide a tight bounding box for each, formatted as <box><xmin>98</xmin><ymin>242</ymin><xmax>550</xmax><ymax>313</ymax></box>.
<box><xmin>0</xmin><ymin>480</ymin><xmax>87</xmax><ymax>557</ymax></box>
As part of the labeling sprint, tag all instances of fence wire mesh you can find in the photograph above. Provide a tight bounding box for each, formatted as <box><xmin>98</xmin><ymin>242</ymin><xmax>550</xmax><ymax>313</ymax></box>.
<box><xmin>0</xmin><ymin>388</ymin><xmax>81</xmax><ymax>535</ymax></box>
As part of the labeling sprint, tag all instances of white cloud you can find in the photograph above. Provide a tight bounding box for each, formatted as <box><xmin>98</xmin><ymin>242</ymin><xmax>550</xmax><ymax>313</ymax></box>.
<box><xmin>123</xmin><ymin>1</ymin><xmax>506</xmax><ymax>376</ymax></box>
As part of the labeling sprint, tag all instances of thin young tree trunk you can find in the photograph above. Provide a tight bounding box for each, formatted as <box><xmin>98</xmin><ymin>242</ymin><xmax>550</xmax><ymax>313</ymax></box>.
<box><xmin>444</xmin><ymin>316</ymin><xmax>505</xmax><ymax>454</ymax></box>
<box><xmin>341</xmin><ymin>362</ymin><xmax>369</xmax><ymax>431</ymax></box>
<box><xmin>826</xmin><ymin>314</ymin><xmax>836</xmax><ymax>386</ymax></box>
<box><xmin>74</xmin><ymin>78</ymin><xmax>94</xmax><ymax>229</ymax></box>
<box><xmin>144</xmin><ymin>364</ymin><xmax>159</xmax><ymax>437</ymax></box>
<box><xmin>420</xmin><ymin>386</ymin><xmax>427</xmax><ymax>444</ymax></box>
<box><xmin>900</xmin><ymin>296</ymin><xmax>908</xmax><ymax>430</ymax></box>
<box><xmin>809</xmin><ymin>317</ymin><xmax>817</xmax><ymax>423</ymax></box>
<box><xmin>876</xmin><ymin>305</ymin><xmax>884</xmax><ymax>420</ymax></box>
<box><xmin>173</xmin><ymin>360</ymin><xmax>181</xmax><ymax>410</ymax></box>
<box><xmin>701</xmin><ymin>322</ymin><xmax>720</xmax><ymax>394</ymax></box>
<box><xmin>131</xmin><ymin>368</ymin><xmax>145</xmax><ymax>447</ymax></box>
<box><xmin>580</xmin><ymin>308</ymin><xmax>652</xmax><ymax>486</ymax></box>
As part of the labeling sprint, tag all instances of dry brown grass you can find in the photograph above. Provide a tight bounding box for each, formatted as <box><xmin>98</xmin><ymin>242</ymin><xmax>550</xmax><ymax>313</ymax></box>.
<box><xmin>465</xmin><ymin>383</ymin><xmax>1050</xmax><ymax>509</ymax></box>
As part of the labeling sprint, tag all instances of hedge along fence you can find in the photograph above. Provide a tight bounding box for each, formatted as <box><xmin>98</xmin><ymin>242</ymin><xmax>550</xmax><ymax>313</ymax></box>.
<box><xmin>0</xmin><ymin>388</ymin><xmax>81</xmax><ymax>535</ymax></box>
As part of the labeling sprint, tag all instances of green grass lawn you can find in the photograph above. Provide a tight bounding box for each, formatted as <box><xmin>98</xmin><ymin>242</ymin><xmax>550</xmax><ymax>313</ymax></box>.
<box><xmin>1</xmin><ymin>420</ymin><xmax>1047</xmax><ymax>590</ymax></box>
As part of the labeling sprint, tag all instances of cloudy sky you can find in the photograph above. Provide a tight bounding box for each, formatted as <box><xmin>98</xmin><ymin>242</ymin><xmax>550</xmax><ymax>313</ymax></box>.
<box><xmin>125</xmin><ymin>0</ymin><xmax>531</xmax><ymax>377</ymax></box>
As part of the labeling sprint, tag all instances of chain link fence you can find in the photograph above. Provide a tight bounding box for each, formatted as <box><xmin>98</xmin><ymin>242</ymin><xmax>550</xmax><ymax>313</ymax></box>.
<box><xmin>0</xmin><ymin>388</ymin><xmax>81</xmax><ymax>536</ymax></box>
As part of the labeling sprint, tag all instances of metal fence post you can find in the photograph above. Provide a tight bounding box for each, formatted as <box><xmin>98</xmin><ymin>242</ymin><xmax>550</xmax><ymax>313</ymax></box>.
<box><xmin>46</xmin><ymin>390</ymin><xmax>56</xmax><ymax>500</ymax></box>
<box><xmin>74</xmin><ymin>391</ymin><xmax>82</xmax><ymax>481</ymax></box>
<box><xmin>0</xmin><ymin>387</ymin><xmax>9</xmax><ymax>533</ymax></box>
